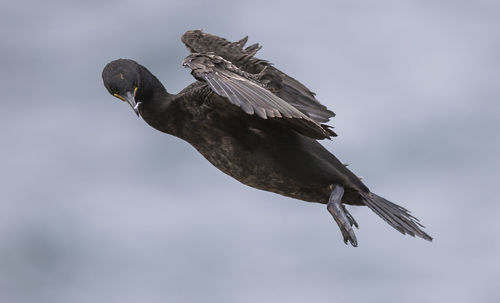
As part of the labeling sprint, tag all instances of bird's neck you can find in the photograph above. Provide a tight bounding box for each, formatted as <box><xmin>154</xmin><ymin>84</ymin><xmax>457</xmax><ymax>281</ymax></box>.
<box><xmin>136</xmin><ymin>67</ymin><xmax>180</xmax><ymax>134</ymax></box>
<box><xmin>139</xmin><ymin>84</ymin><xmax>173</xmax><ymax>118</ymax></box>
<box><xmin>138</xmin><ymin>66</ymin><xmax>170</xmax><ymax>100</ymax></box>
<box><xmin>135</xmin><ymin>65</ymin><xmax>173</xmax><ymax>112</ymax></box>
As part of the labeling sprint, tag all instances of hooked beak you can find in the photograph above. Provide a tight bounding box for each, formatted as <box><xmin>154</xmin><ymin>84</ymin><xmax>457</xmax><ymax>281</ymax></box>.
<box><xmin>113</xmin><ymin>87</ymin><xmax>141</xmax><ymax>117</ymax></box>
<box><xmin>123</xmin><ymin>91</ymin><xmax>141</xmax><ymax>117</ymax></box>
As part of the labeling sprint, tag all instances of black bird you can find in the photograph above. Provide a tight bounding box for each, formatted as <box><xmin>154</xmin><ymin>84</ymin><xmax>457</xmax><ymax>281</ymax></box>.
<box><xmin>102</xmin><ymin>30</ymin><xmax>432</xmax><ymax>246</ymax></box>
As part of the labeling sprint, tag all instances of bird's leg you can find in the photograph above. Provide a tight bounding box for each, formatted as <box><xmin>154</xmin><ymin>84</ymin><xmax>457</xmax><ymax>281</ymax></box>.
<box><xmin>327</xmin><ymin>185</ymin><xmax>358</xmax><ymax>247</ymax></box>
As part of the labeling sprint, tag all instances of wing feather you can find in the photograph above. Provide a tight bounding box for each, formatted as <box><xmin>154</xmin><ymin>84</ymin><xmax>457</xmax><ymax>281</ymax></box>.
<box><xmin>183</xmin><ymin>53</ymin><xmax>334</xmax><ymax>139</ymax></box>
<box><xmin>181</xmin><ymin>30</ymin><xmax>335</xmax><ymax>123</ymax></box>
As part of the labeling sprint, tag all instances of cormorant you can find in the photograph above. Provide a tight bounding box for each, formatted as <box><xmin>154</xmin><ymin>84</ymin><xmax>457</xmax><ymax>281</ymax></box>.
<box><xmin>102</xmin><ymin>30</ymin><xmax>432</xmax><ymax>246</ymax></box>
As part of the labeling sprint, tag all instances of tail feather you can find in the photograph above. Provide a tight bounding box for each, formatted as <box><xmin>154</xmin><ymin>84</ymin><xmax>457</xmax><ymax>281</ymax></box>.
<box><xmin>362</xmin><ymin>192</ymin><xmax>433</xmax><ymax>241</ymax></box>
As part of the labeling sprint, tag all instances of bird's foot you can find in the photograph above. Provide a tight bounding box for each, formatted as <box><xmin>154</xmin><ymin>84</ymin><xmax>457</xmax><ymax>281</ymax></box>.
<box><xmin>327</xmin><ymin>185</ymin><xmax>358</xmax><ymax>247</ymax></box>
<box><xmin>343</xmin><ymin>204</ymin><xmax>359</xmax><ymax>229</ymax></box>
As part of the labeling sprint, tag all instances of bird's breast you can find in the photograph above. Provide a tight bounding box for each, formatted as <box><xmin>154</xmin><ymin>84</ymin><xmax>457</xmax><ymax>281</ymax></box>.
<box><xmin>142</xmin><ymin>99</ymin><xmax>343</xmax><ymax>203</ymax></box>
<box><xmin>180</xmin><ymin>116</ymin><xmax>333</xmax><ymax>203</ymax></box>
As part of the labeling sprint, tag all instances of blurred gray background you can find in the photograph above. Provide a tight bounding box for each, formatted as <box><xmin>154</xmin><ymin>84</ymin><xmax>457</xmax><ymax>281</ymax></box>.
<box><xmin>1</xmin><ymin>0</ymin><xmax>499</xmax><ymax>302</ymax></box>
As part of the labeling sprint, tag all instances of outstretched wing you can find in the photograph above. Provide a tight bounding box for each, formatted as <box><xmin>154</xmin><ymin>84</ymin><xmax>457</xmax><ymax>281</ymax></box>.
<box><xmin>181</xmin><ymin>30</ymin><xmax>263</xmax><ymax>65</ymax></box>
<box><xmin>258</xmin><ymin>66</ymin><xmax>334</xmax><ymax>123</ymax></box>
<box><xmin>181</xmin><ymin>30</ymin><xmax>335</xmax><ymax>123</ymax></box>
<box><xmin>182</xmin><ymin>53</ymin><xmax>335</xmax><ymax>140</ymax></box>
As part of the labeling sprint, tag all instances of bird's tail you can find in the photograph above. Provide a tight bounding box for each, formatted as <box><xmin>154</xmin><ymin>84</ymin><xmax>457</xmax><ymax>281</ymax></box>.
<box><xmin>361</xmin><ymin>192</ymin><xmax>433</xmax><ymax>241</ymax></box>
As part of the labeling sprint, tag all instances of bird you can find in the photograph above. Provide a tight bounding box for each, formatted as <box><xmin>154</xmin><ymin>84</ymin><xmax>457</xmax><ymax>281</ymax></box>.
<box><xmin>102</xmin><ymin>30</ymin><xmax>432</xmax><ymax>246</ymax></box>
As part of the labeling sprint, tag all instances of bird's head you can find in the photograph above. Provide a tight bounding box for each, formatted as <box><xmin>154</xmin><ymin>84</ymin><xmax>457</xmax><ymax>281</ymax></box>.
<box><xmin>102</xmin><ymin>59</ymin><xmax>146</xmax><ymax>116</ymax></box>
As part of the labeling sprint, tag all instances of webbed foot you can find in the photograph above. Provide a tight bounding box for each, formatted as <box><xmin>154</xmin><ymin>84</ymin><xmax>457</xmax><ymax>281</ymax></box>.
<box><xmin>327</xmin><ymin>185</ymin><xmax>359</xmax><ymax>247</ymax></box>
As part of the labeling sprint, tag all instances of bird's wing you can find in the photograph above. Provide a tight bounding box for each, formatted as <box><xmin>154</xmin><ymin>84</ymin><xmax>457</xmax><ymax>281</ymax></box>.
<box><xmin>181</xmin><ymin>30</ymin><xmax>263</xmax><ymax>65</ymax></box>
<box><xmin>181</xmin><ymin>30</ymin><xmax>335</xmax><ymax>123</ymax></box>
<box><xmin>182</xmin><ymin>53</ymin><xmax>335</xmax><ymax>139</ymax></box>
<box><xmin>258</xmin><ymin>66</ymin><xmax>335</xmax><ymax>123</ymax></box>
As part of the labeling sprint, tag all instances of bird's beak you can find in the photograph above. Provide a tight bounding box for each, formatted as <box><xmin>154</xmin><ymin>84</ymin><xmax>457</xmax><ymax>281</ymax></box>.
<box><xmin>113</xmin><ymin>87</ymin><xmax>141</xmax><ymax>117</ymax></box>
<box><xmin>123</xmin><ymin>89</ymin><xmax>141</xmax><ymax>117</ymax></box>
<box><xmin>124</xmin><ymin>91</ymin><xmax>141</xmax><ymax>117</ymax></box>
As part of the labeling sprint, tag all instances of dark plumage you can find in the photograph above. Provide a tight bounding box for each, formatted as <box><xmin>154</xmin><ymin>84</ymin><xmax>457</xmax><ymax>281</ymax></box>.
<box><xmin>102</xmin><ymin>30</ymin><xmax>432</xmax><ymax>246</ymax></box>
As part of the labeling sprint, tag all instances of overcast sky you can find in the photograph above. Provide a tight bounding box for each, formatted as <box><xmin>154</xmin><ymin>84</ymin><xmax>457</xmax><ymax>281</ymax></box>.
<box><xmin>1</xmin><ymin>1</ymin><xmax>499</xmax><ymax>302</ymax></box>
